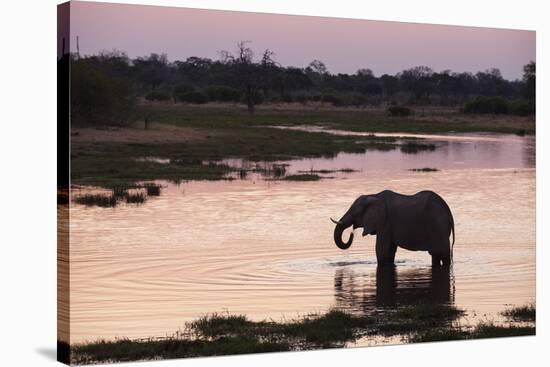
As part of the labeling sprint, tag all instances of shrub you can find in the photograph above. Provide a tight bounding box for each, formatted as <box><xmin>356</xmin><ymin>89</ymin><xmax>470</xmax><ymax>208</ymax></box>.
<box><xmin>173</xmin><ymin>84</ymin><xmax>208</xmax><ymax>104</ymax></box>
<box><xmin>350</xmin><ymin>94</ymin><xmax>367</xmax><ymax>107</ymax></box>
<box><xmin>463</xmin><ymin>96</ymin><xmax>509</xmax><ymax>114</ymax></box>
<box><xmin>240</xmin><ymin>90</ymin><xmax>264</xmax><ymax>105</ymax></box>
<box><xmin>145</xmin><ymin>90</ymin><xmax>171</xmax><ymax>101</ymax></box>
<box><xmin>321</xmin><ymin>94</ymin><xmax>346</xmax><ymax>107</ymax></box>
<box><xmin>182</xmin><ymin>91</ymin><xmax>208</xmax><ymax>104</ymax></box>
<box><xmin>387</xmin><ymin>106</ymin><xmax>414</xmax><ymax>117</ymax></box>
<box><xmin>509</xmin><ymin>100</ymin><xmax>535</xmax><ymax>116</ymax></box>
<box><xmin>206</xmin><ymin>86</ymin><xmax>241</xmax><ymax>102</ymax></box>
<box><xmin>173</xmin><ymin>84</ymin><xmax>196</xmax><ymax>99</ymax></box>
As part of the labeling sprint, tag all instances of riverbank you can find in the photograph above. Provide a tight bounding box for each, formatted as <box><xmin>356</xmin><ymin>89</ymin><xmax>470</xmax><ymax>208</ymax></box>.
<box><xmin>64</xmin><ymin>303</ymin><xmax>534</xmax><ymax>365</ymax></box>
<box><xmin>70</xmin><ymin>103</ymin><xmax>534</xmax><ymax>190</ymax></box>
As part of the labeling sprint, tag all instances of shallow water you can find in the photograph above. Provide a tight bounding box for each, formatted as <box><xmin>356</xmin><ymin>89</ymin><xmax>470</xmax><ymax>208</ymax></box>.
<box><xmin>68</xmin><ymin>132</ymin><xmax>535</xmax><ymax>343</ymax></box>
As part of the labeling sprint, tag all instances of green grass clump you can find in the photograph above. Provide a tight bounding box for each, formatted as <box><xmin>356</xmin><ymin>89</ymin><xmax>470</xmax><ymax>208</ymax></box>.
<box><xmin>280</xmin><ymin>310</ymin><xmax>373</xmax><ymax>345</ymax></box>
<box><xmin>189</xmin><ymin>314</ymin><xmax>258</xmax><ymax>338</ymax></box>
<box><xmin>502</xmin><ymin>303</ymin><xmax>536</xmax><ymax>321</ymax></box>
<box><xmin>282</xmin><ymin>174</ymin><xmax>323</xmax><ymax>181</ymax></box>
<box><xmin>409</xmin><ymin>167</ymin><xmax>439</xmax><ymax>172</ymax></box>
<box><xmin>410</xmin><ymin>322</ymin><xmax>535</xmax><ymax>343</ymax></box>
<box><xmin>297</xmin><ymin>168</ymin><xmax>357</xmax><ymax>174</ymax></box>
<box><xmin>71</xmin><ymin>336</ymin><xmax>289</xmax><ymax>364</ymax></box>
<box><xmin>74</xmin><ymin>194</ymin><xmax>117</xmax><ymax>207</ymax></box>
<box><xmin>400</xmin><ymin>142</ymin><xmax>437</xmax><ymax>154</ymax></box>
<box><xmin>143</xmin><ymin>183</ymin><xmax>161</xmax><ymax>196</ymax></box>
<box><xmin>125</xmin><ymin>192</ymin><xmax>145</xmax><ymax>204</ymax></box>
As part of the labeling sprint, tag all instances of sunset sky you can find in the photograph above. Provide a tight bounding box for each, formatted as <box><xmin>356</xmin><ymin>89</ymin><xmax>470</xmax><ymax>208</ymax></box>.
<box><xmin>70</xmin><ymin>1</ymin><xmax>535</xmax><ymax>80</ymax></box>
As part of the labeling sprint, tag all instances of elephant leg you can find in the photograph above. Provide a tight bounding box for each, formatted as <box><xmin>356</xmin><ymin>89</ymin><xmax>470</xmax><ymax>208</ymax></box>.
<box><xmin>376</xmin><ymin>236</ymin><xmax>395</xmax><ymax>265</ymax></box>
<box><xmin>432</xmin><ymin>255</ymin><xmax>442</xmax><ymax>266</ymax></box>
<box><xmin>389</xmin><ymin>242</ymin><xmax>398</xmax><ymax>263</ymax></box>
<box><xmin>441</xmin><ymin>254</ymin><xmax>451</xmax><ymax>266</ymax></box>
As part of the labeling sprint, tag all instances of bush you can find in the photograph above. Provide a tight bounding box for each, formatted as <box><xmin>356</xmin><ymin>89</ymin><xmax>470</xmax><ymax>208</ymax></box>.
<box><xmin>206</xmin><ymin>86</ymin><xmax>241</xmax><ymax>102</ymax></box>
<box><xmin>387</xmin><ymin>106</ymin><xmax>414</xmax><ymax>117</ymax></box>
<box><xmin>350</xmin><ymin>94</ymin><xmax>367</xmax><ymax>107</ymax></box>
<box><xmin>509</xmin><ymin>100</ymin><xmax>535</xmax><ymax>116</ymax></box>
<box><xmin>463</xmin><ymin>96</ymin><xmax>509</xmax><ymax>114</ymax></box>
<box><xmin>145</xmin><ymin>90</ymin><xmax>171</xmax><ymax>101</ymax></box>
<box><xmin>173</xmin><ymin>84</ymin><xmax>208</xmax><ymax>104</ymax></box>
<box><xmin>182</xmin><ymin>91</ymin><xmax>208</xmax><ymax>104</ymax></box>
<box><xmin>321</xmin><ymin>94</ymin><xmax>346</xmax><ymax>107</ymax></box>
<box><xmin>240</xmin><ymin>90</ymin><xmax>264</xmax><ymax>105</ymax></box>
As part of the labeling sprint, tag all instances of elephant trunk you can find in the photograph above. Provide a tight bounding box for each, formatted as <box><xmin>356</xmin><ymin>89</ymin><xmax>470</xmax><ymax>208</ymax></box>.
<box><xmin>334</xmin><ymin>223</ymin><xmax>354</xmax><ymax>250</ymax></box>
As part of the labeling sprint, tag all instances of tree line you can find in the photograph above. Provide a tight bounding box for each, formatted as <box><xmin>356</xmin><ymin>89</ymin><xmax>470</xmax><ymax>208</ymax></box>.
<box><xmin>68</xmin><ymin>42</ymin><xmax>535</xmax><ymax>125</ymax></box>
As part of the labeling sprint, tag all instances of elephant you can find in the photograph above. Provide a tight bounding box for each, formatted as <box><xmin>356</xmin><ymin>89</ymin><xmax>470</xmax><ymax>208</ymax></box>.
<box><xmin>331</xmin><ymin>190</ymin><xmax>455</xmax><ymax>266</ymax></box>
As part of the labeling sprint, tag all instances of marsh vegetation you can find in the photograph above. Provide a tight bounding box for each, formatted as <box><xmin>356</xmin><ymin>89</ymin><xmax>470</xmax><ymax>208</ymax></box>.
<box><xmin>68</xmin><ymin>303</ymin><xmax>534</xmax><ymax>364</ymax></box>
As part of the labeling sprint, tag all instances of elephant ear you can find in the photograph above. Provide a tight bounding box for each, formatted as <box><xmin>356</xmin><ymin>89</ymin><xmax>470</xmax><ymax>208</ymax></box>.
<box><xmin>362</xmin><ymin>197</ymin><xmax>386</xmax><ymax>236</ymax></box>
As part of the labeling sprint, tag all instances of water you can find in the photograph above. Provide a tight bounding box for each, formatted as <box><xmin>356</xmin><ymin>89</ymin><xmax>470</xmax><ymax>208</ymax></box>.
<box><xmin>68</xmin><ymin>132</ymin><xmax>535</xmax><ymax>343</ymax></box>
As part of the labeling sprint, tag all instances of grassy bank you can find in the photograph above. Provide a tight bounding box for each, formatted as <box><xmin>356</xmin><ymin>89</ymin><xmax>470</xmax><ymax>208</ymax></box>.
<box><xmin>134</xmin><ymin>103</ymin><xmax>535</xmax><ymax>135</ymax></box>
<box><xmin>70</xmin><ymin>103</ymin><xmax>534</xmax><ymax>189</ymax></box>
<box><xmin>71</xmin><ymin>120</ymin><xmax>399</xmax><ymax>188</ymax></box>
<box><xmin>66</xmin><ymin>303</ymin><xmax>535</xmax><ymax>364</ymax></box>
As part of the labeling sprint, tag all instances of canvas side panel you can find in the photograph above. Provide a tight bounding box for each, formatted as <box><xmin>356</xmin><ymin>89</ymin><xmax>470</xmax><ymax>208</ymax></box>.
<box><xmin>57</xmin><ymin>1</ymin><xmax>71</xmax><ymax>365</ymax></box>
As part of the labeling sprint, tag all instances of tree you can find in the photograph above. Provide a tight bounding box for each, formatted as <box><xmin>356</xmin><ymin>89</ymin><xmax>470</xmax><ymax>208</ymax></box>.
<box><xmin>523</xmin><ymin>61</ymin><xmax>535</xmax><ymax>101</ymax></box>
<box><xmin>133</xmin><ymin>53</ymin><xmax>169</xmax><ymax>91</ymax></box>
<box><xmin>308</xmin><ymin>60</ymin><xmax>328</xmax><ymax>75</ymax></box>
<box><xmin>219</xmin><ymin>41</ymin><xmax>269</xmax><ymax>113</ymax></box>
<box><xmin>398</xmin><ymin>66</ymin><xmax>434</xmax><ymax>103</ymax></box>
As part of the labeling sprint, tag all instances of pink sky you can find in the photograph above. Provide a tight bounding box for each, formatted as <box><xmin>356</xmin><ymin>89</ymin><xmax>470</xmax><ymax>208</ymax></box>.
<box><xmin>69</xmin><ymin>1</ymin><xmax>535</xmax><ymax>80</ymax></box>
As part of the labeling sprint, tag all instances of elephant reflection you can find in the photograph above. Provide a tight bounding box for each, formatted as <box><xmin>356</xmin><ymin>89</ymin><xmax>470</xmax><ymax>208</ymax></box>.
<box><xmin>333</xmin><ymin>265</ymin><xmax>454</xmax><ymax>313</ymax></box>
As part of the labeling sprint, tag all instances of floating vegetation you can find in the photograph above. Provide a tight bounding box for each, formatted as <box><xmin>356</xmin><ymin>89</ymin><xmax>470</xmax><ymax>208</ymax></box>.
<box><xmin>143</xmin><ymin>183</ymin><xmax>161</xmax><ymax>196</ymax></box>
<box><xmin>400</xmin><ymin>142</ymin><xmax>436</xmax><ymax>154</ymax></box>
<box><xmin>126</xmin><ymin>192</ymin><xmax>146</xmax><ymax>204</ymax></box>
<box><xmin>74</xmin><ymin>194</ymin><xmax>117</xmax><ymax>208</ymax></box>
<box><xmin>297</xmin><ymin>168</ymin><xmax>357</xmax><ymax>174</ymax></box>
<box><xmin>282</xmin><ymin>174</ymin><xmax>323</xmax><ymax>181</ymax></box>
<box><xmin>409</xmin><ymin>167</ymin><xmax>439</xmax><ymax>172</ymax></box>
<box><xmin>112</xmin><ymin>186</ymin><xmax>129</xmax><ymax>199</ymax></box>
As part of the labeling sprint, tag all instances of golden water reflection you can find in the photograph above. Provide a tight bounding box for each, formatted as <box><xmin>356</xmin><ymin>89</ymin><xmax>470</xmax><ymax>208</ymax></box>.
<box><xmin>68</xmin><ymin>133</ymin><xmax>535</xmax><ymax>343</ymax></box>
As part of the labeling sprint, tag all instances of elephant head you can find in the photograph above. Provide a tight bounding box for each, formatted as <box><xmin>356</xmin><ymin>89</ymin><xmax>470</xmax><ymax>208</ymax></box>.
<box><xmin>331</xmin><ymin>195</ymin><xmax>387</xmax><ymax>250</ymax></box>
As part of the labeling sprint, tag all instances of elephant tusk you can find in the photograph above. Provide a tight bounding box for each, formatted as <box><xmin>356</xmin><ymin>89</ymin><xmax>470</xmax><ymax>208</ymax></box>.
<box><xmin>330</xmin><ymin>217</ymin><xmax>342</xmax><ymax>225</ymax></box>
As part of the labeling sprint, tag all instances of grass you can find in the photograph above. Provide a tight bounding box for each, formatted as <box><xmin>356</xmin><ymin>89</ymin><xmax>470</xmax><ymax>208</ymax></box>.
<box><xmin>68</xmin><ymin>305</ymin><xmax>470</xmax><ymax>364</ymax></box>
<box><xmin>502</xmin><ymin>303</ymin><xmax>536</xmax><ymax>321</ymax></box>
<box><xmin>70</xmin><ymin>310</ymin><xmax>374</xmax><ymax>364</ymax></box>
<box><xmin>67</xmin><ymin>304</ymin><xmax>537</xmax><ymax>364</ymax></box>
<box><xmin>143</xmin><ymin>183</ymin><xmax>162</xmax><ymax>196</ymax></box>
<box><xmin>409</xmin><ymin>167</ymin><xmax>439</xmax><ymax>172</ymax></box>
<box><xmin>297</xmin><ymin>168</ymin><xmax>357</xmax><ymax>174</ymax></box>
<box><xmin>73</xmin><ymin>183</ymin><xmax>164</xmax><ymax>207</ymax></box>
<box><xmin>400</xmin><ymin>141</ymin><xmax>437</xmax><ymax>154</ymax></box>
<box><xmin>71</xmin><ymin>336</ymin><xmax>289</xmax><ymax>364</ymax></box>
<box><xmin>134</xmin><ymin>103</ymin><xmax>535</xmax><ymax>135</ymax></box>
<box><xmin>282</xmin><ymin>174</ymin><xmax>323</xmax><ymax>181</ymax></box>
<box><xmin>73</xmin><ymin>194</ymin><xmax>117</xmax><ymax>208</ymax></box>
<box><xmin>410</xmin><ymin>322</ymin><xmax>535</xmax><ymax>343</ymax></box>
<box><xmin>126</xmin><ymin>192</ymin><xmax>146</xmax><ymax>204</ymax></box>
